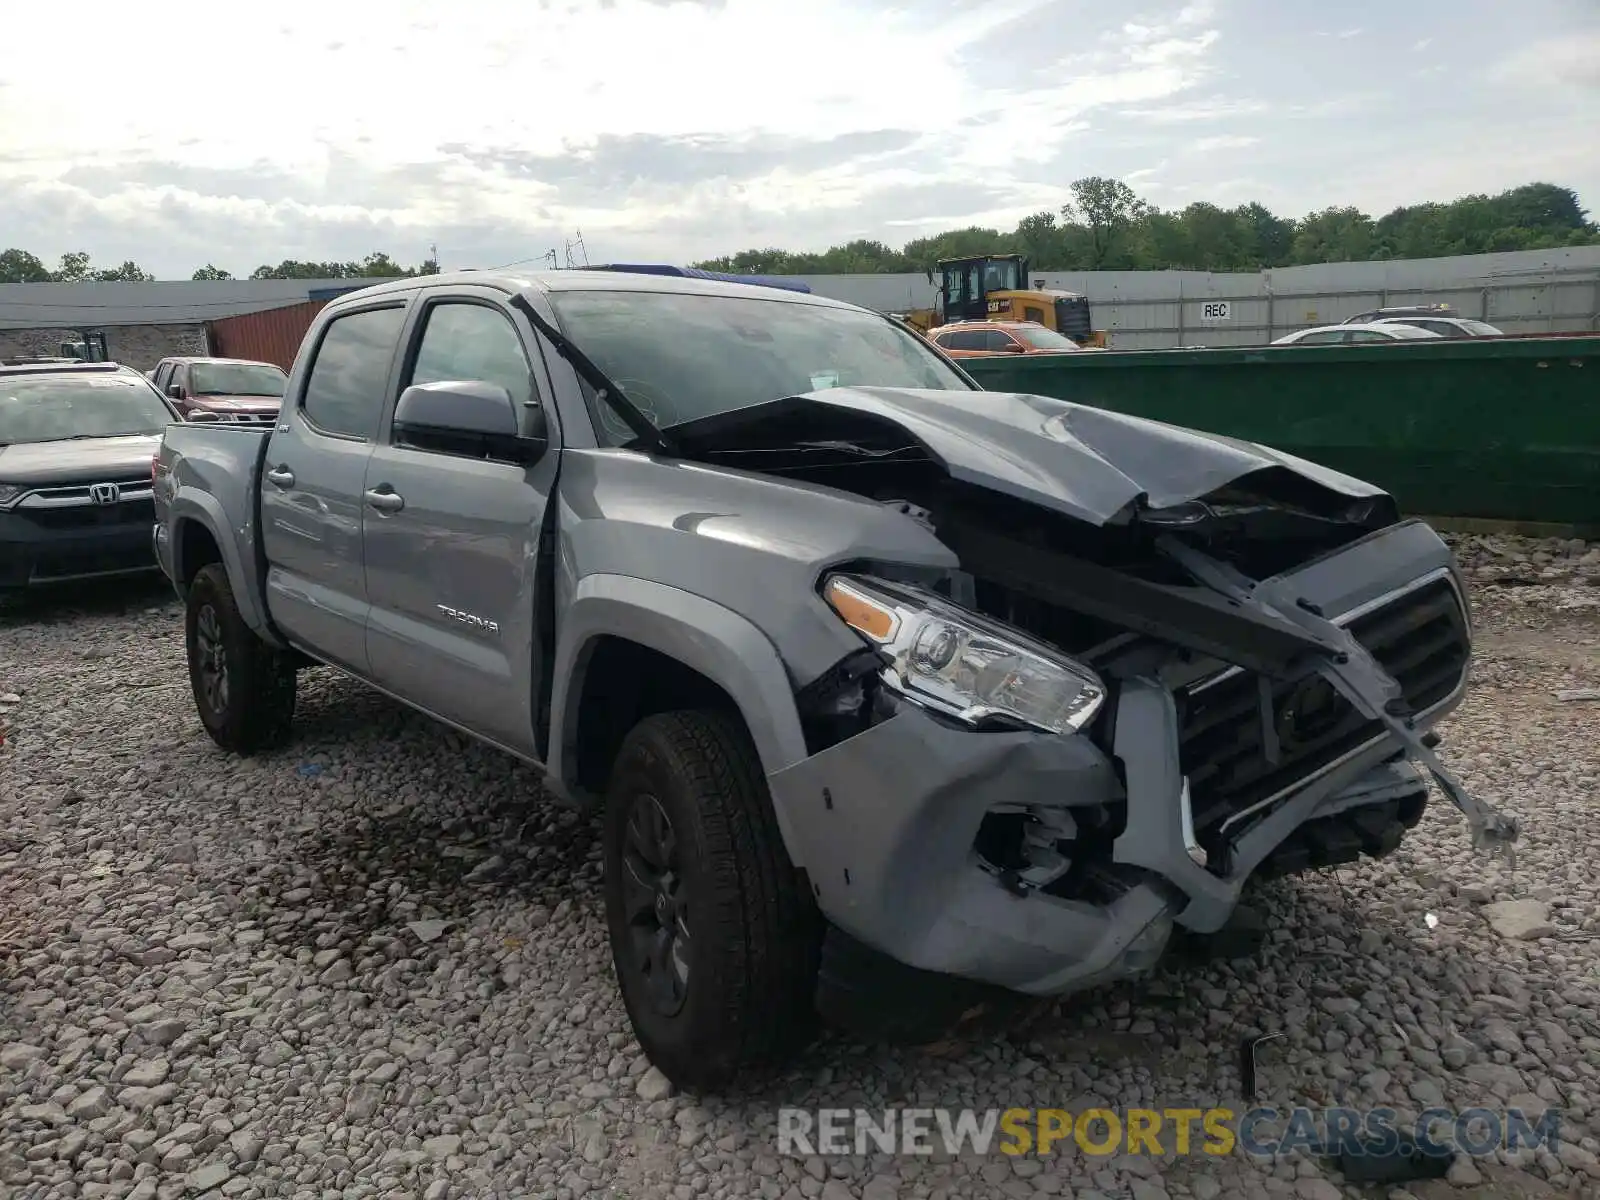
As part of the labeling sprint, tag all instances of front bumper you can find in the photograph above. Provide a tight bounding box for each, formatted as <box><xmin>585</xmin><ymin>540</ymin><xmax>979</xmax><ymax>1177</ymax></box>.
<box><xmin>0</xmin><ymin>505</ymin><xmax>160</xmax><ymax>588</ymax></box>
<box><xmin>767</xmin><ymin>519</ymin><xmax>1483</xmax><ymax>1000</ymax></box>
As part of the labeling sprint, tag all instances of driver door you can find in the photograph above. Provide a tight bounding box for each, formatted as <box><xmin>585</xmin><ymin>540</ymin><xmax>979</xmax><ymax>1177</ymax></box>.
<box><xmin>362</xmin><ymin>289</ymin><xmax>560</xmax><ymax>758</ymax></box>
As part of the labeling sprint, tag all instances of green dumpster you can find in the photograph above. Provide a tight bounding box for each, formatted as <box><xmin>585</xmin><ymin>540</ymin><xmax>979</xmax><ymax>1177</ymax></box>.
<box><xmin>962</xmin><ymin>336</ymin><xmax>1600</xmax><ymax>531</ymax></box>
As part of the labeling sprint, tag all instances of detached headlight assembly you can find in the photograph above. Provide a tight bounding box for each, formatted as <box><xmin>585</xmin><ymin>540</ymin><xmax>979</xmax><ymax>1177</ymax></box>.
<box><xmin>822</xmin><ymin>573</ymin><xmax>1106</xmax><ymax>735</ymax></box>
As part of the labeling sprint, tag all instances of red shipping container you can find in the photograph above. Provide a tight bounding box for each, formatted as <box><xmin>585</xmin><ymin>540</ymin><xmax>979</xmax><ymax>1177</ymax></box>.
<box><xmin>207</xmin><ymin>300</ymin><xmax>329</xmax><ymax>371</ymax></box>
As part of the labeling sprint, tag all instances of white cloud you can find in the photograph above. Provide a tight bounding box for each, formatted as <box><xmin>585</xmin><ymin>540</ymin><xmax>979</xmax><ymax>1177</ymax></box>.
<box><xmin>1189</xmin><ymin>135</ymin><xmax>1260</xmax><ymax>152</ymax></box>
<box><xmin>0</xmin><ymin>0</ymin><xmax>1593</xmax><ymax>274</ymax></box>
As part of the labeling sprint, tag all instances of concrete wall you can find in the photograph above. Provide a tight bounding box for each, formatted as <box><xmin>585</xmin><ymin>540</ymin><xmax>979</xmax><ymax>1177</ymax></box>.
<box><xmin>0</xmin><ymin>323</ymin><xmax>209</xmax><ymax>371</ymax></box>
<box><xmin>788</xmin><ymin>245</ymin><xmax>1600</xmax><ymax>350</ymax></box>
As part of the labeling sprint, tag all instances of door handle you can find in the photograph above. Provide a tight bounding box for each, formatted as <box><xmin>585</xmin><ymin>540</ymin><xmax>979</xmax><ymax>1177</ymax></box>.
<box><xmin>265</xmin><ymin>466</ymin><xmax>295</xmax><ymax>487</ymax></box>
<box><xmin>364</xmin><ymin>488</ymin><xmax>405</xmax><ymax>513</ymax></box>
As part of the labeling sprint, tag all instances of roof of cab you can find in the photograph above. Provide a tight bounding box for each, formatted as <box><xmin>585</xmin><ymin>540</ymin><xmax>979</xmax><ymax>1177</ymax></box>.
<box><xmin>328</xmin><ymin>269</ymin><xmax>859</xmax><ymax>311</ymax></box>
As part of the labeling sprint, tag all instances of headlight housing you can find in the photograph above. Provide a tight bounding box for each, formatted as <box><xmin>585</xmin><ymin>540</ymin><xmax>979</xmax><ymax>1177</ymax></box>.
<box><xmin>822</xmin><ymin>573</ymin><xmax>1106</xmax><ymax>735</ymax></box>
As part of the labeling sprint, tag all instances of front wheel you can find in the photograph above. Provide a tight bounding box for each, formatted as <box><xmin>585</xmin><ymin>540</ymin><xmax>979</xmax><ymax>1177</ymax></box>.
<box><xmin>602</xmin><ymin>710</ymin><xmax>821</xmax><ymax>1091</ymax></box>
<box><xmin>185</xmin><ymin>563</ymin><xmax>297</xmax><ymax>754</ymax></box>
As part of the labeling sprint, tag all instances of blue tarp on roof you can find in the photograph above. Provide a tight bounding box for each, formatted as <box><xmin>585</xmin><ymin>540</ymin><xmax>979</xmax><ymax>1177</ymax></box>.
<box><xmin>591</xmin><ymin>264</ymin><xmax>812</xmax><ymax>294</ymax></box>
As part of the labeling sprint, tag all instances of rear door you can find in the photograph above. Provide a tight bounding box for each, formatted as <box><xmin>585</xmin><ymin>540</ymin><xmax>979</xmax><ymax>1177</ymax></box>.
<box><xmin>259</xmin><ymin>300</ymin><xmax>410</xmax><ymax>675</ymax></box>
<box><xmin>361</xmin><ymin>288</ymin><xmax>560</xmax><ymax>757</ymax></box>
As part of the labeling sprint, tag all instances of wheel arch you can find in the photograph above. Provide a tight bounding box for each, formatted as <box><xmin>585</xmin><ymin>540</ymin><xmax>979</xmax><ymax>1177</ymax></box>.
<box><xmin>547</xmin><ymin>575</ymin><xmax>810</xmax><ymax>819</ymax></box>
<box><xmin>167</xmin><ymin>491</ymin><xmax>275</xmax><ymax>641</ymax></box>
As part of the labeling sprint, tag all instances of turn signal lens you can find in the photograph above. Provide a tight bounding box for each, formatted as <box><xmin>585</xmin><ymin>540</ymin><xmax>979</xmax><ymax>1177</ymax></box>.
<box><xmin>823</xmin><ymin>577</ymin><xmax>899</xmax><ymax>642</ymax></box>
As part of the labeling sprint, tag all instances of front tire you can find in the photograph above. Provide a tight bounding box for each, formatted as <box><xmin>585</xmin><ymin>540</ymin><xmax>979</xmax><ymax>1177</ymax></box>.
<box><xmin>185</xmin><ymin>563</ymin><xmax>297</xmax><ymax>754</ymax></box>
<box><xmin>602</xmin><ymin>710</ymin><xmax>821</xmax><ymax>1091</ymax></box>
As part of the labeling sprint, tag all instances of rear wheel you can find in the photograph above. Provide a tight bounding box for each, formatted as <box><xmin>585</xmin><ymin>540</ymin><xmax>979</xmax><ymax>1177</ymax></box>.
<box><xmin>185</xmin><ymin>563</ymin><xmax>297</xmax><ymax>754</ymax></box>
<box><xmin>602</xmin><ymin>710</ymin><xmax>821</xmax><ymax>1091</ymax></box>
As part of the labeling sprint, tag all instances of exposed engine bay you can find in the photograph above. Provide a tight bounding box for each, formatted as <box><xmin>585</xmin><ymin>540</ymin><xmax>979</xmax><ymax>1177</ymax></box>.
<box><xmin>682</xmin><ymin>387</ymin><xmax>1517</xmax><ymax>923</ymax></box>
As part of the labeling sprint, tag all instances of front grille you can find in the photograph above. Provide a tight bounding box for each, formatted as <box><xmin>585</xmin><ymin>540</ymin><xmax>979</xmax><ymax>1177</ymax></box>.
<box><xmin>1176</xmin><ymin>576</ymin><xmax>1469</xmax><ymax>847</ymax></box>
<box><xmin>1054</xmin><ymin>298</ymin><xmax>1092</xmax><ymax>340</ymax></box>
<box><xmin>24</xmin><ymin>498</ymin><xmax>155</xmax><ymax>529</ymax></box>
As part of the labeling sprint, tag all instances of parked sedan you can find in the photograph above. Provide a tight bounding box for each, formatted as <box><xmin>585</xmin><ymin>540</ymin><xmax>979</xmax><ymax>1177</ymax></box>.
<box><xmin>1370</xmin><ymin>316</ymin><xmax>1505</xmax><ymax>338</ymax></box>
<box><xmin>929</xmin><ymin>320</ymin><xmax>1086</xmax><ymax>359</ymax></box>
<box><xmin>150</xmin><ymin>356</ymin><xmax>287</xmax><ymax>424</ymax></box>
<box><xmin>1271</xmin><ymin>323</ymin><xmax>1444</xmax><ymax>346</ymax></box>
<box><xmin>0</xmin><ymin>362</ymin><xmax>179</xmax><ymax>592</ymax></box>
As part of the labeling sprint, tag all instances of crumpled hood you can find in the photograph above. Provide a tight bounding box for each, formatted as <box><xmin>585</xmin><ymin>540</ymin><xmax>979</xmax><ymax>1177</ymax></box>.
<box><xmin>668</xmin><ymin>386</ymin><xmax>1390</xmax><ymax>526</ymax></box>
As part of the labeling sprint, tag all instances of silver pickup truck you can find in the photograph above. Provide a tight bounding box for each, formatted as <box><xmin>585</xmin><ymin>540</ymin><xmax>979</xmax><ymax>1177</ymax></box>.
<box><xmin>152</xmin><ymin>269</ymin><xmax>1517</xmax><ymax>1090</ymax></box>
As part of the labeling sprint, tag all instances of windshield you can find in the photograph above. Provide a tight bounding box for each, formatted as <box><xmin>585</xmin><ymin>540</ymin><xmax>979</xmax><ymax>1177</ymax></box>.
<box><xmin>0</xmin><ymin>375</ymin><xmax>174</xmax><ymax>445</ymax></box>
<box><xmin>1011</xmin><ymin>325</ymin><xmax>1080</xmax><ymax>351</ymax></box>
<box><xmin>190</xmin><ymin>362</ymin><xmax>287</xmax><ymax>397</ymax></box>
<box><xmin>545</xmin><ymin>289</ymin><xmax>974</xmax><ymax>442</ymax></box>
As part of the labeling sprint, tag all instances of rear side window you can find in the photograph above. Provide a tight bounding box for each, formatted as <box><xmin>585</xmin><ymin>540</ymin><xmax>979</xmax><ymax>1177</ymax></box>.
<box><xmin>939</xmin><ymin>330</ymin><xmax>988</xmax><ymax>350</ymax></box>
<box><xmin>301</xmin><ymin>307</ymin><xmax>407</xmax><ymax>439</ymax></box>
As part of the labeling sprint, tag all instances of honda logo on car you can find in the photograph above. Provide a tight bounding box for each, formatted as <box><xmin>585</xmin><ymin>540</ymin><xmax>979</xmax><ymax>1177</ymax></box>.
<box><xmin>1200</xmin><ymin>301</ymin><xmax>1231</xmax><ymax>322</ymax></box>
<box><xmin>88</xmin><ymin>482</ymin><xmax>121</xmax><ymax>505</ymax></box>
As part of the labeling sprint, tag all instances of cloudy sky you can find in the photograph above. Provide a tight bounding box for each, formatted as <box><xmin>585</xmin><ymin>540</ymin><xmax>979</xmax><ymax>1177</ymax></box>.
<box><xmin>2</xmin><ymin>0</ymin><xmax>1596</xmax><ymax>278</ymax></box>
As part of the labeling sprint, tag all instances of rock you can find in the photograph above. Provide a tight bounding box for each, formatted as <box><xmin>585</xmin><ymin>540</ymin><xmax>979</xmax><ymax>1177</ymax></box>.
<box><xmin>635</xmin><ymin>1066</ymin><xmax>676</xmax><ymax>1101</ymax></box>
<box><xmin>137</xmin><ymin>1018</ymin><xmax>187</xmax><ymax>1047</ymax></box>
<box><xmin>187</xmin><ymin>1163</ymin><xmax>231</xmax><ymax>1191</ymax></box>
<box><xmin>0</xmin><ymin>1043</ymin><xmax>46</xmax><ymax>1070</ymax></box>
<box><xmin>121</xmin><ymin>1059</ymin><xmax>171</xmax><ymax>1087</ymax></box>
<box><xmin>407</xmin><ymin>919</ymin><xmax>450</xmax><ymax>943</ymax></box>
<box><xmin>1445</xmin><ymin>1155</ymin><xmax>1483</xmax><ymax>1186</ymax></box>
<box><xmin>228</xmin><ymin>1131</ymin><xmax>264</xmax><ymax>1164</ymax></box>
<box><xmin>66</xmin><ymin>1086</ymin><xmax>111</xmax><ymax>1120</ymax></box>
<box><xmin>1482</xmin><ymin>898</ymin><xmax>1555</xmax><ymax>940</ymax></box>
<box><xmin>423</xmin><ymin>1134</ymin><xmax>461</xmax><ymax>1160</ymax></box>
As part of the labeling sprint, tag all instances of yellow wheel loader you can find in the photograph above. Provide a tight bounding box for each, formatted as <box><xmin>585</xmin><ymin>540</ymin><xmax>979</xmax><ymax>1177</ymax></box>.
<box><xmin>897</xmin><ymin>254</ymin><xmax>1107</xmax><ymax>348</ymax></box>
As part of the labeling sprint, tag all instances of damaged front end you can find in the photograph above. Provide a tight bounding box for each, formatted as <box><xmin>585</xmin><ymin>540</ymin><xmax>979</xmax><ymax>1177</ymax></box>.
<box><xmin>673</xmin><ymin>386</ymin><xmax>1516</xmax><ymax>1032</ymax></box>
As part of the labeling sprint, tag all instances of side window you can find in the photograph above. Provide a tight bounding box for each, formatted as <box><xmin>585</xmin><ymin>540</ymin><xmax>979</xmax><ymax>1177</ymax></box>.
<box><xmin>942</xmin><ymin>267</ymin><xmax>966</xmax><ymax>308</ymax></box>
<box><xmin>1348</xmin><ymin>330</ymin><xmax>1389</xmax><ymax>343</ymax></box>
<box><xmin>170</xmin><ymin>365</ymin><xmax>188</xmax><ymax>392</ymax></box>
<box><xmin>943</xmin><ymin>330</ymin><xmax>987</xmax><ymax>350</ymax></box>
<box><xmin>151</xmin><ymin>363</ymin><xmax>170</xmax><ymax>389</ymax></box>
<box><xmin>406</xmin><ymin>302</ymin><xmax>532</xmax><ymax>406</ymax></box>
<box><xmin>1024</xmin><ymin>306</ymin><xmax>1046</xmax><ymax>324</ymax></box>
<box><xmin>301</xmin><ymin>307</ymin><xmax>408</xmax><ymax>439</ymax></box>
<box><xmin>984</xmin><ymin>330</ymin><xmax>1020</xmax><ymax>352</ymax></box>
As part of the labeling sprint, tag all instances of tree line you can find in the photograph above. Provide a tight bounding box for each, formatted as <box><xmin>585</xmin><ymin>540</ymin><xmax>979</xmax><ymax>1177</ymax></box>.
<box><xmin>0</xmin><ymin>249</ymin><xmax>441</xmax><ymax>284</ymax></box>
<box><xmin>693</xmin><ymin>180</ymin><xmax>1598</xmax><ymax>276</ymax></box>
<box><xmin>2</xmin><ymin>180</ymin><xmax>1592</xmax><ymax>285</ymax></box>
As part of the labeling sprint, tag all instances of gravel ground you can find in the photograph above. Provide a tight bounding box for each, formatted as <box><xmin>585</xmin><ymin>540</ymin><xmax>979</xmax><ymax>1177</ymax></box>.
<box><xmin>2</xmin><ymin>535</ymin><xmax>1598</xmax><ymax>1200</ymax></box>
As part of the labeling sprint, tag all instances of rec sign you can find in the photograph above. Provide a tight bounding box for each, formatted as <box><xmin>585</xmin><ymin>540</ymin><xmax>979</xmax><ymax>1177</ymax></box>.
<box><xmin>1199</xmin><ymin>301</ymin><xmax>1231</xmax><ymax>322</ymax></box>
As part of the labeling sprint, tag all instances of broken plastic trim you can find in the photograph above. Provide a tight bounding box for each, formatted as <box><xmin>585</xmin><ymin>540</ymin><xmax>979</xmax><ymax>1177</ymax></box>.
<box><xmin>1156</xmin><ymin>536</ymin><xmax>1520</xmax><ymax>862</ymax></box>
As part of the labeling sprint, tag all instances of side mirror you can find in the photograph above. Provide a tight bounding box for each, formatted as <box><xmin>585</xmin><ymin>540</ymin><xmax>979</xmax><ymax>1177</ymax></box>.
<box><xmin>1002</xmin><ymin>342</ymin><xmax>1027</xmax><ymax>354</ymax></box>
<box><xmin>392</xmin><ymin>380</ymin><xmax>548</xmax><ymax>465</ymax></box>
<box><xmin>167</xmin><ymin>382</ymin><xmax>184</xmax><ymax>399</ymax></box>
